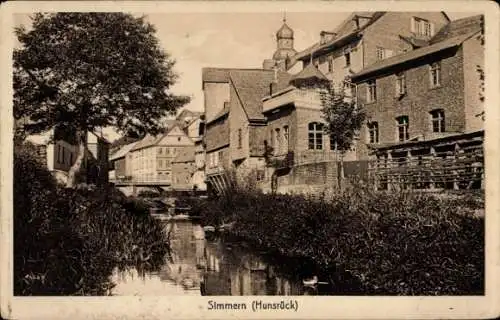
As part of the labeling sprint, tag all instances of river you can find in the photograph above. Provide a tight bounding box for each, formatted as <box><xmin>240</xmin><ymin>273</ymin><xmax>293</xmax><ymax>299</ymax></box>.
<box><xmin>111</xmin><ymin>219</ymin><xmax>332</xmax><ymax>296</ymax></box>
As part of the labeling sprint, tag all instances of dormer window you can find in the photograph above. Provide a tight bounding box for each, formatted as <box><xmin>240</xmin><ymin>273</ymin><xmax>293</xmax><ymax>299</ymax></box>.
<box><xmin>411</xmin><ymin>17</ymin><xmax>435</xmax><ymax>37</ymax></box>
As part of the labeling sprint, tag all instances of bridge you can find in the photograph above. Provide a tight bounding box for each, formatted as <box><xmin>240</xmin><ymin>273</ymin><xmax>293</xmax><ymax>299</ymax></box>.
<box><xmin>109</xmin><ymin>178</ymin><xmax>207</xmax><ymax>197</ymax></box>
<box><xmin>110</xmin><ymin>178</ymin><xmax>171</xmax><ymax>187</ymax></box>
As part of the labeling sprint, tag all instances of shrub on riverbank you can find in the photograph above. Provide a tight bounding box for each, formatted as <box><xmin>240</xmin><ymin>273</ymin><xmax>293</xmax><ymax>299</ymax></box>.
<box><xmin>14</xmin><ymin>145</ymin><xmax>169</xmax><ymax>295</ymax></box>
<box><xmin>196</xmin><ymin>186</ymin><xmax>484</xmax><ymax>295</ymax></box>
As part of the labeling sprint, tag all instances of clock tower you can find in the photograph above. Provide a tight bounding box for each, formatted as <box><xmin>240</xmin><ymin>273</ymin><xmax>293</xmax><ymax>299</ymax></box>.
<box><xmin>263</xmin><ymin>15</ymin><xmax>297</xmax><ymax>71</ymax></box>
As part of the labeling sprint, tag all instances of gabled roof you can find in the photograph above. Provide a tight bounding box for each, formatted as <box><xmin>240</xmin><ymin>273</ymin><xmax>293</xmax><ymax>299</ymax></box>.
<box><xmin>295</xmin><ymin>12</ymin><xmax>385</xmax><ymax>61</ymax></box>
<box><xmin>229</xmin><ymin>69</ymin><xmax>275</xmax><ymax>121</ymax></box>
<box><xmin>130</xmin><ymin>121</ymin><xmax>183</xmax><ymax>152</ymax></box>
<box><xmin>110</xmin><ymin>141</ymin><xmax>137</xmax><ymax>161</ymax></box>
<box><xmin>352</xmin><ymin>31</ymin><xmax>479</xmax><ymax>81</ymax></box>
<box><xmin>431</xmin><ymin>14</ymin><xmax>483</xmax><ymax>44</ymax></box>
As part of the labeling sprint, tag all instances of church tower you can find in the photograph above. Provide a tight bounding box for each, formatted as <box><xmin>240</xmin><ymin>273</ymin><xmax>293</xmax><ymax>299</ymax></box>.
<box><xmin>263</xmin><ymin>15</ymin><xmax>297</xmax><ymax>71</ymax></box>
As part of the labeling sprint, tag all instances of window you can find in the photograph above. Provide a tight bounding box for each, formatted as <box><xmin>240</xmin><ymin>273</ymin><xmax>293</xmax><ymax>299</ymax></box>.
<box><xmin>283</xmin><ymin>126</ymin><xmax>289</xmax><ymax>152</ymax></box>
<box><xmin>367</xmin><ymin>122</ymin><xmax>379</xmax><ymax>144</ymax></box>
<box><xmin>396</xmin><ymin>116</ymin><xmax>410</xmax><ymax>142</ymax></box>
<box><xmin>177</xmin><ymin>137</ymin><xmax>181</xmax><ymax>142</ymax></box>
<box><xmin>430</xmin><ymin>62</ymin><xmax>441</xmax><ymax>87</ymax></box>
<box><xmin>274</xmin><ymin>128</ymin><xmax>281</xmax><ymax>154</ymax></box>
<box><xmin>344</xmin><ymin>48</ymin><xmax>351</xmax><ymax>67</ymax></box>
<box><xmin>237</xmin><ymin>128</ymin><xmax>242</xmax><ymax>149</ymax></box>
<box><xmin>218</xmin><ymin>151</ymin><xmax>223</xmax><ymax>166</ymax></box>
<box><xmin>366</xmin><ymin>80</ymin><xmax>377</xmax><ymax>102</ymax></box>
<box><xmin>158</xmin><ymin>147</ymin><xmax>162</xmax><ymax>155</ymax></box>
<box><xmin>159</xmin><ymin>160</ymin><xmax>163</xmax><ymax>168</ymax></box>
<box><xmin>376</xmin><ymin>47</ymin><xmax>385</xmax><ymax>60</ymax></box>
<box><xmin>430</xmin><ymin>109</ymin><xmax>445</xmax><ymax>133</ymax></box>
<box><xmin>328</xmin><ymin>57</ymin><xmax>334</xmax><ymax>73</ymax></box>
<box><xmin>412</xmin><ymin>17</ymin><xmax>434</xmax><ymax>37</ymax></box>
<box><xmin>395</xmin><ymin>72</ymin><xmax>406</xmax><ymax>96</ymax></box>
<box><xmin>308</xmin><ymin>122</ymin><xmax>323</xmax><ymax>150</ymax></box>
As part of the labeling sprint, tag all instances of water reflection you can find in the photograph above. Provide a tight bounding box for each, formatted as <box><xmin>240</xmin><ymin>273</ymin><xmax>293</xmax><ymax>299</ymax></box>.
<box><xmin>112</xmin><ymin>220</ymin><xmax>326</xmax><ymax>296</ymax></box>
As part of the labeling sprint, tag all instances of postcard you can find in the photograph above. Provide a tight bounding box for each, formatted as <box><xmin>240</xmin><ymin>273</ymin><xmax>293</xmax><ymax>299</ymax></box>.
<box><xmin>1</xmin><ymin>1</ymin><xmax>499</xmax><ymax>319</ymax></box>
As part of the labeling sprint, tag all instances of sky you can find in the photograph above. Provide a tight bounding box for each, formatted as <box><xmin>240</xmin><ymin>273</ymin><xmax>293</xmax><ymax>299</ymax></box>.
<box><xmin>13</xmin><ymin>11</ymin><xmax>474</xmax><ymax>141</ymax></box>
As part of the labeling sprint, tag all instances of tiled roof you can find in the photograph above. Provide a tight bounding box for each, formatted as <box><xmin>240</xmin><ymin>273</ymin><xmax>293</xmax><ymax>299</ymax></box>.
<box><xmin>201</xmin><ymin>68</ymin><xmax>230</xmax><ymax>84</ymax></box>
<box><xmin>290</xmin><ymin>64</ymin><xmax>329</xmax><ymax>84</ymax></box>
<box><xmin>130</xmin><ymin>121</ymin><xmax>182</xmax><ymax>151</ymax></box>
<box><xmin>351</xmin><ymin>31</ymin><xmax>478</xmax><ymax>80</ymax></box>
<box><xmin>110</xmin><ymin>141</ymin><xmax>137</xmax><ymax>161</ymax></box>
<box><xmin>206</xmin><ymin>102</ymin><xmax>230</xmax><ymax>125</ymax></box>
<box><xmin>229</xmin><ymin>69</ymin><xmax>275</xmax><ymax>121</ymax></box>
<box><xmin>295</xmin><ymin>12</ymin><xmax>385</xmax><ymax>61</ymax></box>
<box><xmin>276</xmin><ymin>71</ymin><xmax>294</xmax><ymax>92</ymax></box>
<box><xmin>431</xmin><ymin>14</ymin><xmax>483</xmax><ymax>44</ymax></box>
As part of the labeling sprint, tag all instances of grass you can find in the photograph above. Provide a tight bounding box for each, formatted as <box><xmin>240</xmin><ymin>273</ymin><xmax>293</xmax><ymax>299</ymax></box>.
<box><xmin>189</xmin><ymin>182</ymin><xmax>484</xmax><ymax>295</ymax></box>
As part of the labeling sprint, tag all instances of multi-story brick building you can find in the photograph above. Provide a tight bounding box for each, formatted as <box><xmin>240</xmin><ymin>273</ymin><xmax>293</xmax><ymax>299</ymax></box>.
<box><xmin>295</xmin><ymin>12</ymin><xmax>450</xmax><ymax>93</ymax></box>
<box><xmin>352</xmin><ymin>14</ymin><xmax>484</xmax><ymax>158</ymax></box>
<box><xmin>349</xmin><ymin>15</ymin><xmax>484</xmax><ymax>190</ymax></box>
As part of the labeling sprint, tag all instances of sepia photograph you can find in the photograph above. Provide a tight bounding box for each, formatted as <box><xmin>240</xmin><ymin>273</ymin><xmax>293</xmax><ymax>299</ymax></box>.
<box><xmin>1</xmin><ymin>1</ymin><xmax>499</xmax><ymax>319</ymax></box>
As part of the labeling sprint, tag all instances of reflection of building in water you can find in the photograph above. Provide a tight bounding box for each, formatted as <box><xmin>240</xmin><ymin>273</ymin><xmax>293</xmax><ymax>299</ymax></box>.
<box><xmin>163</xmin><ymin>221</ymin><xmax>205</xmax><ymax>290</ymax></box>
<box><xmin>202</xmin><ymin>240</ymin><xmax>303</xmax><ymax>296</ymax></box>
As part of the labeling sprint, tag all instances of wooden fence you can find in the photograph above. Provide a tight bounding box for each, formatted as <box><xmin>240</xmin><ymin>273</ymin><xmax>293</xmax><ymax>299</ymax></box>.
<box><xmin>368</xmin><ymin>131</ymin><xmax>484</xmax><ymax>191</ymax></box>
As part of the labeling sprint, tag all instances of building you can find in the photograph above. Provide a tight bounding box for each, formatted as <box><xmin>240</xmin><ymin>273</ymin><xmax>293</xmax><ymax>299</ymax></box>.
<box><xmin>109</xmin><ymin>141</ymin><xmax>137</xmax><ymax>180</ymax></box>
<box><xmin>350</xmin><ymin>15</ymin><xmax>484</xmax><ymax>190</ymax></box>
<box><xmin>353</xmin><ymin>14</ymin><xmax>484</xmax><ymax>150</ymax></box>
<box><xmin>171</xmin><ymin>147</ymin><xmax>196</xmax><ymax>190</ymax></box>
<box><xmin>129</xmin><ymin>122</ymin><xmax>195</xmax><ymax>183</ymax></box>
<box><xmin>202</xmin><ymin>67</ymin><xmax>288</xmax><ymax>193</ymax></box>
<box><xmin>294</xmin><ymin>12</ymin><xmax>450</xmax><ymax>94</ymax></box>
<box><xmin>177</xmin><ymin>109</ymin><xmax>207</xmax><ymax>191</ymax></box>
<box><xmin>23</xmin><ymin>126</ymin><xmax>110</xmax><ymax>185</ymax></box>
<box><xmin>262</xmin><ymin>16</ymin><xmax>300</xmax><ymax>72</ymax></box>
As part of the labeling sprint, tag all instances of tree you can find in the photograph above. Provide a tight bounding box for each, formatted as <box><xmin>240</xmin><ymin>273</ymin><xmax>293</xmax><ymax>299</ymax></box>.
<box><xmin>320</xmin><ymin>83</ymin><xmax>365</xmax><ymax>189</ymax></box>
<box><xmin>476</xmin><ymin>15</ymin><xmax>485</xmax><ymax>121</ymax></box>
<box><xmin>14</xmin><ymin>13</ymin><xmax>190</xmax><ymax>187</ymax></box>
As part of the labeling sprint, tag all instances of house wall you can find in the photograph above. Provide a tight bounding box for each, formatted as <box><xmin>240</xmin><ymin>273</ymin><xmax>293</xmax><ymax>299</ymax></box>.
<box><xmin>462</xmin><ymin>33</ymin><xmax>485</xmax><ymax>132</ymax></box>
<box><xmin>114</xmin><ymin>158</ymin><xmax>126</xmax><ymax>178</ymax></box>
<box><xmin>53</xmin><ymin>140</ymin><xmax>78</xmax><ymax>172</ymax></box>
<box><xmin>172</xmin><ymin>161</ymin><xmax>196</xmax><ymax>189</ymax></box>
<box><xmin>206</xmin><ymin>146</ymin><xmax>230</xmax><ymax>175</ymax></box>
<box><xmin>355</xmin><ymin>47</ymin><xmax>466</xmax><ymax>160</ymax></box>
<box><xmin>204</xmin><ymin>82</ymin><xmax>230</xmax><ymax>123</ymax></box>
<box><xmin>265</xmin><ymin>105</ymin><xmax>297</xmax><ymax>155</ymax></box>
<box><xmin>205</xmin><ymin>116</ymin><xmax>230</xmax><ymax>153</ymax></box>
<box><xmin>305</xmin><ymin>12</ymin><xmax>449</xmax><ymax>90</ymax></box>
<box><xmin>130</xmin><ymin>146</ymin><xmax>158</xmax><ymax>181</ymax></box>
<box><xmin>362</xmin><ymin>12</ymin><xmax>449</xmax><ymax>66</ymax></box>
<box><xmin>249</xmin><ymin>124</ymin><xmax>269</xmax><ymax>157</ymax></box>
<box><xmin>229</xmin><ymin>84</ymin><xmax>250</xmax><ymax>161</ymax></box>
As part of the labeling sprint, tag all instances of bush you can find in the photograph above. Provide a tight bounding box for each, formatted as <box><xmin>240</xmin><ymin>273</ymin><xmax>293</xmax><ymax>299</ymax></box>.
<box><xmin>196</xmin><ymin>185</ymin><xmax>484</xmax><ymax>295</ymax></box>
<box><xmin>14</xmin><ymin>144</ymin><xmax>169</xmax><ymax>295</ymax></box>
